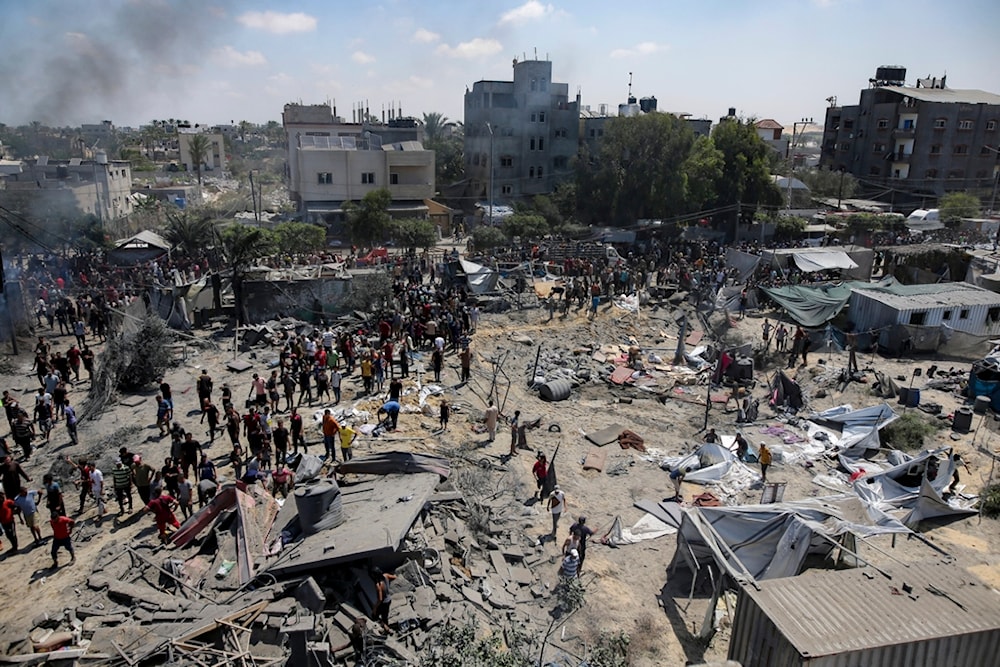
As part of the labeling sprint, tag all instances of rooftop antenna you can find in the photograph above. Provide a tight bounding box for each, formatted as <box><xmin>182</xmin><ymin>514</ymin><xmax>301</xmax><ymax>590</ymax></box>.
<box><xmin>534</xmin><ymin>47</ymin><xmax>537</xmax><ymax>60</ymax></box>
<box><xmin>628</xmin><ymin>72</ymin><xmax>633</xmax><ymax>98</ymax></box>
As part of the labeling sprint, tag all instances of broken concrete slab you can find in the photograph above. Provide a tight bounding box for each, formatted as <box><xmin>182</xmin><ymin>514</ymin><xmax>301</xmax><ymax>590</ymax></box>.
<box><xmin>295</xmin><ymin>577</ymin><xmax>326</xmax><ymax>613</ymax></box>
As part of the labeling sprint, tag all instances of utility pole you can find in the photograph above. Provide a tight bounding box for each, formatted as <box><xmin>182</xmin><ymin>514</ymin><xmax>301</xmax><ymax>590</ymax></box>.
<box><xmin>486</xmin><ymin>122</ymin><xmax>495</xmax><ymax>225</ymax></box>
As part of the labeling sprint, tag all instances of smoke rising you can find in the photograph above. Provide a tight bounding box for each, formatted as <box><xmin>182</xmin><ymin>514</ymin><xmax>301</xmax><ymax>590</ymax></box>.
<box><xmin>0</xmin><ymin>0</ymin><xmax>234</xmax><ymax>126</ymax></box>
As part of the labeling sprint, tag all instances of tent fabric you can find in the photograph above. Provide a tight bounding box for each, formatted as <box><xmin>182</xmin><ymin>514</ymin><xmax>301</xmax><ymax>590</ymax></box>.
<box><xmin>725</xmin><ymin>248</ymin><xmax>762</xmax><ymax>283</ymax></box>
<box><xmin>791</xmin><ymin>250</ymin><xmax>859</xmax><ymax>273</ymax></box>
<box><xmin>458</xmin><ymin>258</ymin><xmax>499</xmax><ymax>294</ymax></box>
<box><xmin>769</xmin><ymin>371</ymin><xmax>804</xmax><ymax>411</ymax></box>
<box><xmin>676</xmin><ymin>495</ymin><xmax>910</xmax><ymax>582</ymax></box>
<box><xmin>113</xmin><ymin>229</ymin><xmax>171</xmax><ymax>251</ymax></box>
<box><xmin>902</xmin><ymin>476</ymin><xmax>978</xmax><ymax>527</ymax></box>
<box><xmin>811</xmin><ymin>403</ymin><xmax>898</xmax><ymax>439</ymax></box>
<box><xmin>761</xmin><ymin>284</ymin><xmax>854</xmax><ymax>326</ymax></box>
<box><xmin>661</xmin><ymin>443</ymin><xmax>739</xmax><ymax>484</ymax></box>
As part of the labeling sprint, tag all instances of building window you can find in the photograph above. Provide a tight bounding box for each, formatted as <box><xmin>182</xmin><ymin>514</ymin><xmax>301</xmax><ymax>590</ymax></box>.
<box><xmin>869</xmin><ymin>166</ymin><xmax>881</xmax><ymax>176</ymax></box>
<box><xmin>539</xmin><ymin>112</ymin><xmax>546</xmax><ymax>123</ymax></box>
<box><xmin>843</xmin><ymin>119</ymin><xmax>854</xmax><ymax>129</ymax></box>
<box><xmin>500</xmin><ymin>155</ymin><xmax>513</xmax><ymax>168</ymax></box>
<box><xmin>961</xmin><ymin>309</ymin><xmax>970</xmax><ymax>319</ymax></box>
<box><xmin>990</xmin><ymin>307</ymin><xmax>1000</xmax><ymax>324</ymax></box>
<box><xmin>909</xmin><ymin>312</ymin><xmax>927</xmax><ymax>325</ymax></box>
<box><xmin>838</xmin><ymin>142</ymin><xmax>850</xmax><ymax>151</ymax></box>
<box><xmin>930</xmin><ymin>144</ymin><xmax>942</xmax><ymax>155</ymax></box>
<box><xmin>390</xmin><ymin>173</ymin><xmax>399</xmax><ymax>185</ymax></box>
<box><xmin>988</xmin><ymin>120</ymin><xmax>998</xmax><ymax>131</ymax></box>
<box><xmin>943</xmin><ymin>310</ymin><xmax>952</xmax><ymax>321</ymax></box>
<box><xmin>530</xmin><ymin>79</ymin><xmax>537</xmax><ymax>92</ymax></box>
<box><xmin>361</xmin><ymin>172</ymin><xmax>376</xmax><ymax>184</ymax></box>
<box><xmin>954</xmin><ymin>145</ymin><xmax>969</xmax><ymax>155</ymax></box>
<box><xmin>555</xmin><ymin>128</ymin><xmax>568</xmax><ymax>138</ymax></box>
<box><xmin>540</xmin><ymin>78</ymin><xmax>547</xmax><ymax>91</ymax></box>
<box><xmin>934</xmin><ymin>118</ymin><xmax>946</xmax><ymax>129</ymax></box>
<box><xmin>537</xmin><ymin>166</ymin><xmax>544</xmax><ymax>179</ymax></box>
<box><xmin>597</xmin><ymin>129</ymin><xmax>603</xmax><ymax>137</ymax></box>
<box><xmin>925</xmin><ymin>169</ymin><xmax>938</xmax><ymax>178</ymax></box>
<box><xmin>873</xmin><ymin>143</ymin><xmax>885</xmax><ymax>153</ymax></box>
<box><xmin>530</xmin><ymin>113</ymin><xmax>537</xmax><ymax>122</ymax></box>
<box><xmin>959</xmin><ymin>120</ymin><xmax>973</xmax><ymax>130</ymax></box>
<box><xmin>589</xmin><ymin>129</ymin><xmax>596</xmax><ymax>138</ymax></box>
<box><xmin>877</xmin><ymin>119</ymin><xmax>889</xmax><ymax>129</ymax></box>
<box><xmin>530</xmin><ymin>138</ymin><xmax>536</xmax><ymax>150</ymax></box>
<box><xmin>501</xmin><ymin>184</ymin><xmax>513</xmax><ymax>195</ymax></box>
<box><xmin>529</xmin><ymin>167</ymin><xmax>535</xmax><ymax>178</ymax></box>
<box><xmin>902</xmin><ymin>119</ymin><xmax>915</xmax><ymax>130</ymax></box>
<box><xmin>538</xmin><ymin>137</ymin><xmax>544</xmax><ymax>150</ymax></box>
<box><xmin>317</xmin><ymin>172</ymin><xmax>332</xmax><ymax>184</ymax></box>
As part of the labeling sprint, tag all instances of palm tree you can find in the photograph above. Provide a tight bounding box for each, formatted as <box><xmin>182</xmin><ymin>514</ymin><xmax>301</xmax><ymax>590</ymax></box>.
<box><xmin>222</xmin><ymin>225</ymin><xmax>275</xmax><ymax>325</ymax></box>
<box><xmin>422</xmin><ymin>112</ymin><xmax>449</xmax><ymax>144</ymax></box>
<box><xmin>164</xmin><ymin>210</ymin><xmax>218</xmax><ymax>256</ymax></box>
<box><xmin>186</xmin><ymin>134</ymin><xmax>211</xmax><ymax>186</ymax></box>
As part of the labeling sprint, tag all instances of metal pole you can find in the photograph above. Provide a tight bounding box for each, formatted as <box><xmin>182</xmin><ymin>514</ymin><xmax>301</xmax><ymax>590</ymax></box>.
<box><xmin>487</xmin><ymin>123</ymin><xmax>495</xmax><ymax>226</ymax></box>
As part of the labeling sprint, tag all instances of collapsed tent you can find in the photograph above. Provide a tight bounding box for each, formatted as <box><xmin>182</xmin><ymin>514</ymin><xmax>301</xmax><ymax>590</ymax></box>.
<box><xmin>109</xmin><ymin>230</ymin><xmax>171</xmax><ymax>266</ymax></box>
<box><xmin>458</xmin><ymin>258</ymin><xmax>500</xmax><ymax>294</ymax></box>
<box><xmin>808</xmin><ymin>403</ymin><xmax>899</xmax><ymax>458</ymax></box>
<box><xmin>661</xmin><ymin>443</ymin><xmax>740</xmax><ymax>484</ymax></box>
<box><xmin>674</xmin><ymin>495</ymin><xmax>910</xmax><ymax>583</ymax></box>
<box><xmin>769</xmin><ymin>372</ymin><xmax>803</xmax><ymax>411</ymax></box>
<box><xmin>849</xmin><ymin>447</ymin><xmax>977</xmax><ymax>528</ymax></box>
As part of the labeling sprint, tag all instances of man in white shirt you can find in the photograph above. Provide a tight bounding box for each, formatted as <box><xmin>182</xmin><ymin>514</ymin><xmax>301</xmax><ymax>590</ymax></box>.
<box><xmin>330</xmin><ymin>369</ymin><xmax>342</xmax><ymax>404</ymax></box>
<box><xmin>547</xmin><ymin>485</ymin><xmax>565</xmax><ymax>537</ymax></box>
<box><xmin>89</xmin><ymin>466</ymin><xmax>105</xmax><ymax>523</ymax></box>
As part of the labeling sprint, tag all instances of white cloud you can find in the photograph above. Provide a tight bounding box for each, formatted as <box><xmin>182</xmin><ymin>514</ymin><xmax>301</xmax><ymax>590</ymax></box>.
<box><xmin>352</xmin><ymin>51</ymin><xmax>376</xmax><ymax>64</ymax></box>
<box><xmin>237</xmin><ymin>10</ymin><xmax>317</xmax><ymax>34</ymax></box>
<box><xmin>413</xmin><ymin>28</ymin><xmax>440</xmax><ymax>43</ymax></box>
<box><xmin>609</xmin><ymin>41</ymin><xmax>668</xmax><ymax>58</ymax></box>
<box><xmin>436</xmin><ymin>37</ymin><xmax>503</xmax><ymax>59</ymax></box>
<box><xmin>212</xmin><ymin>45</ymin><xmax>267</xmax><ymax>67</ymax></box>
<box><xmin>499</xmin><ymin>1</ymin><xmax>555</xmax><ymax>25</ymax></box>
<box><xmin>408</xmin><ymin>75</ymin><xmax>433</xmax><ymax>89</ymax></box>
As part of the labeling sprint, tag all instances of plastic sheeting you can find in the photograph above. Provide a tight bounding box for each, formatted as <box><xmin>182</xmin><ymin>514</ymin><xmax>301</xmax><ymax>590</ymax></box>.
<box><xmin>458</xmin><ymin>258</ymin><xmax>500</xmax><ymax>294</ymax></box>
<box><xmin>604</xmin><ymin>514</ymin><xmax>677</xmax><ymax>546</ymax></box>
<box><xmin>725</xmin><ymin>248</ymin><xmax>762</xmax><ymax>283</ymax></box>
<box><xmin>790</xmin><ymin>250</ymin><xmax>859</xmax><ymax>272</ymax></box>
<box><xmin>660</xmin><ymin>443</ymin><xmax>737</xmax><ymax>483</ymax></box>
<box><xmin>761</xmin><ymin>283</ymin><xmax>854</xmax><ymax>326</ymax></box>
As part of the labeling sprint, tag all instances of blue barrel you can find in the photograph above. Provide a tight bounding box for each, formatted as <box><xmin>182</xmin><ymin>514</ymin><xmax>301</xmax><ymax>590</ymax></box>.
<box><xmin>906</xmin><ymin>388</ymin><xmax>920</xmax><ymax>408</ymax></box>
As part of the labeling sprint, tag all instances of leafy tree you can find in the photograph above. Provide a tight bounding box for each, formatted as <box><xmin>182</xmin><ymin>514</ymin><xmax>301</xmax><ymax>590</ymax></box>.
<box><xmin>531</xmin><ymin>194</ymin><xmax>563</xmax><ymax>230</ymax></box>
<box><xmin>550</xmin><ymin>182</ymin><xmax>578</xmax><ymax>223</ymax></box>
<box><xmin>221</xmin><ymin>225</ymin><xmax>277</xmax><ymax>325</ymax></box>
<box><xmin>391</xmin><ymin>217</ymin><xmax>438</xmax><ymax>252</ymax></box>
<box><xmin>682</xmin><ymin>135</ymin><xmax>724</xmax><ymax>212</ymax></box>
<box><xmin>343</xmin><ymin>188</ymin><xmax>392</xmax><ymax>248</ymax></box>
<box><xmin>422</xmin><ymin>112</ymin><xmax>449</xmax><ymax>144</ymax></box>
<box><xmin>576</xmin><ymin>113</ymin><xmax>696</xmax><ymax>225</ymax></box>
<box><xmin>710</xmin><ymin>118</ymin><xmax>783</xmax><ymax>229</ymax></box>
<box><xmin>798</xmin><ymin>168</ymin><xmax>857</xmax><ymax>200</ymax></box>
<box><xmin>428</xmin><ymin>135</ymin><xmax>465</xmax><ymax>186</ymax></box>
<box><xmin>471</xmin><ymin>225</ymin><xmax>506</xmax><ymax>251</ymax></box>
<box><xmin>164</xmin><ymin>210</ymin><xmax>218</xmax><ymax>257</ymax></box>
<box><xmin>502</xmin><ymin>213</ymin><xmax>549</xmax><ymax>239</ymax></box>
<box><xmin>274</xmin><ymin>221</ymin><xmax>326</xmax><ymax>254</ymax></box>
<box><xmin>939</xmin><ymin>191</ymin><xmax>981</xmax><ymax>224</ymax></box>
<box><xmin>771</xmin><ymin>214</ymin><xmax>808</xmax><ymax>241</ymax></box>
<box><xmin>186</xmin><ymin>134</ymin><xmax>211</xmax><ymax>186</ymax></box>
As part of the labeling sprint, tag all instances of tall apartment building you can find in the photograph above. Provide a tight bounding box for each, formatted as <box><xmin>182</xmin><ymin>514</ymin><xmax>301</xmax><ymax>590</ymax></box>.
<box><xmin>820</xmin><ymin>67</ymin><xmax>1000</xmax><ymax>197</ymax></box>
<box><xmin>464</xmin><ymin>58</ymin><xmax>580</xmax><ymax>202</ymax></box>
<box><xmin>282</xmin><ymin>103</ymin><xmax>434</xmax><ymax>220</ymax></box>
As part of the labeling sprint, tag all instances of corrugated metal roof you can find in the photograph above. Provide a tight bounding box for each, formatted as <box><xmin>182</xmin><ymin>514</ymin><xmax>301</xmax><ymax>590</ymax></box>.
<box><xmin>742</xmin><ymin>563</ymin><xmax>1000</xmax><ymax>657</ymax></box>
<box><xmin>881</xmin><ymin>86</ymin><xmax>1000</xmax><ymax>106</ymax></box>
<box><xmin>852</xmin><ymin>282</ymin><xmax>1000</xmax><ymax>310</ymax></box>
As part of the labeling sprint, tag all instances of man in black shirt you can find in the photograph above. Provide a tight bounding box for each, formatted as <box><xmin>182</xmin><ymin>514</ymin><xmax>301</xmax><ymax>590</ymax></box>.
<box><xmin>180</xmin><ymin>433</ymin><xmax>201</xmax><ymax>477</ymax></box>
<box><xmin>272</xmin><ymin>419</ymin><xmax>290</xmax><ymax>465</ymax></box>
<box><xmin>388</xmin><ymin>378</ymin><xmax>403</xmax><ymax>402</ymax></box>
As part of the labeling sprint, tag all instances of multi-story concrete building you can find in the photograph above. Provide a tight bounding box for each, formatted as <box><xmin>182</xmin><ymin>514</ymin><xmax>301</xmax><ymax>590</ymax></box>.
<box><xmin>177</xmin><ymin>128</ymin><xmax>227</xmax><ymax>175</ymax></box>
<box><xmin>0</xmin><ymin>151</ymin><xmax>133</xmax><ymax>233</ymax></box>
<box><xmin>464</xmin><ymin>58</ymin><xmax>581</xmax><ymax>202</ymax></box>
<box><xmin>820</xmin><ymin>67</ymin><xmax>1000</xmax><ymax>197</ymax></box>
<box><xmin>282</xmin><ymin>103</ymin><xmax>434</xmax><ymax>220</ymax></box>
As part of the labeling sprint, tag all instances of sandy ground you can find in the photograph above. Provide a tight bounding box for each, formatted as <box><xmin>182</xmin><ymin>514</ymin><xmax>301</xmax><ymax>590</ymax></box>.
<box><xmin>0</xmin><ymin>292</ymin><xmax>998</xmax><ymax>665</ymax></box>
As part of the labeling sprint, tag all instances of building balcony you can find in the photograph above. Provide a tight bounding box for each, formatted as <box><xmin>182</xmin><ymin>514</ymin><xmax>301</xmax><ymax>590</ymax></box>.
<box><xmin>892</xmin><ymin>127</ymin><xmax>915</xmax><ymax>138</ymax></box>
<box><xmin>890</xmin><ymin>152</ymin><xmax>912</xmax><ymax>163</ymax></box>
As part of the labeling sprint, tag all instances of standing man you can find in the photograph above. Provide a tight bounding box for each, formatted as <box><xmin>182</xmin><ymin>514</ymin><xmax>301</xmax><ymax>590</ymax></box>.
<box><xmin>761</xmin><ymin>319</ymin><xmax>773</xmax><ymax>352</ymax></box>
<box><xmin>49</xmin><ymin>510</ymin><xmax>75</xmax><ymax>568</ymax></box>
<box><xmin>759</xmin><ymin>443</ymin><xmax>772</xmax><ymax>483</ymax></box>
<box><xmin>290</xmin><ymin>407</ymin><xmax>306</xmax><ymax>453</ymax></box>
<box><xmin>484</xmin><ymin>400</ymin><xmax>499</xmax><ymax>443</ymax></box>
<box><xmin>774</xmin><ymin>323</ymin><xmax>788</xmax><ymax>353</ymax></box>
<box><xmin>89</xmin><ymin>463</ymin><xmax>105</xmax><ymax>524</ymax></box>
<box><xmin>197</xmin><ymin>370</ymin><xmax>214</xmax><ymax>412</ymax></box>
<box><xmin>63</xmin><ymin>400</ymin><xmax>79</xmax><ymax>445</ymax></box>
<box><xmin>111</xmin><ymin>459</ymin><xmax>134</xmax><ymax>514</ymax></box>
<box><xmin>14</xmin><ymin>486</ymin><xmax>42</xmax><ymax>544</ymax></box>
<box><xmin>132</xmin><ymin>455</ymin><xmax>155</xmax><ymax>506</ymax></box>
<box><xmin>669</xmin><ymin>467</ymin><xmax>688</xmax><ymax>502</ymax></box>
<box><xmin>322</xmin><ymin>409</ymin><xmax>341</xmax><ymax>461</ymax></box>
<box><xmin>339</xmin><ymin>423</ymin><xmax>357</xmax><ymax>462</ymax></box>
<box><xmin>0</xmin><ymin>491</ymin><xmax>18</xmax><ymax>552</ymax></box>
<box><xmin>272</xmin><ymin>419</ymin><xmax>289</xmax><ymax>465</ymax></box>
<box><xmin>65</xmin><ymin>456</ymin><xmax>93</xmax><ymax>515</ymax></box>
<box><xmin>371</xmin><ymin>568</ymin><xmax>397</xmax><ymax>633</ymax></box>
<box><xmin>547</xmin><ymin>484</ymin><xmax>565</xmax><ymax>537</ymax></box>
<box><xmin>509</xmin><ymin>410</ymin><xmax>521</xmax><ymax>456</ymax></box>
<box><xmin>569</xmin><ymin>516</ymin><xmax>596</xmax><ymax>575</ymax></box>
<box><xmin>459</xmin><ymin>346</ymin><xmax>472</xmax><ymax>384</ymax></box>
<box><xmin>1</xmin><ymin>456</ymin><xmax>31</xmax><ymax>501</ymax></box>
<box><xmin>330</xmin><ymin>367</ymin><xmax>342</xmax><ymax>405</ymax></box>
<box><xmin>532</xmin><ymin>453</ymin><xmax>548</xmax><ymax>499</ymax></box>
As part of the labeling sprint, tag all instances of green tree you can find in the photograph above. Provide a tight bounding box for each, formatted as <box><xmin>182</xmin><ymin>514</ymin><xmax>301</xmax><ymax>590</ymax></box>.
<box><xmin>186</xmin><ymin>134</ymin><xmax>211</xmax><ymax>186</ymax></box>
<box><xmin>531</xmin><ymin>194</ymin><xmax>563</xmax><ymax>230</ymax></box>
<box><xmin>798</xmin><ymin>168</ymin><xmax>858</xmax><ymax>200</ymax></box>
<box><xmin>274</xmin><ymin>221</ymin><xmax>326</xmax><ymax>254</ymax></box>
<box><xmin>164</xmin><ymin>210</ymin><xmax>218</xmax><ymax>256</ymax></box>
<box><xmin>502</xmin><ymin>213</ymin><xmax>549</xmax><ymax>239</ymax></box>
<box><xmin>422</xmin><ymin>112</ymin><xmax>449</xmax><ymax>144</ymax></box>
<box><xmin>550</xmin><ymin>182</ymin><xmax>578</xmax><ymax>223</ymax></box>
<box><xmin>575</xmin><ymin>113</ymin><xmax>696</xmax><ymax>225</ymax></box>
<box><xmin>391</xmin><ymin>217</ymin><xmax>438</xmax><ymax>252</ymax></box>
<box><xmin>428</xmin><ymin>135</ymin><xmax>465</xmax><ymax>186</ymax></box>
<box><xmin>710</xmin><ymin>118</ymin><xmax>783</xmax><ymax>230</ymax></box>
<box><xmin>343</xmin><ymin>188</ymin><xmax>392</xmax><ymax>248</ymax></box>
<box><xmin>939</xmin><ymin>191</ymin><xmax>981</xmax><ymax>224</ymax></box>
<box><xmin>221</xmin><ymin>225</ymin><xmax>276</xmax><ymax>325</ymax></box>
<box><xmin>770</xmin><ymin>213</ymin><xmax>808</xmax><ymax>241</ymax></box>
<box><xmin>471</xmin><ymin>225</ymin><xmax>506</xmax><ymax>251</ymax></box>
<box><xmin>682</xmin><ymin>135</ymin><xmax>725</xmax><ymax>212</ymax></box>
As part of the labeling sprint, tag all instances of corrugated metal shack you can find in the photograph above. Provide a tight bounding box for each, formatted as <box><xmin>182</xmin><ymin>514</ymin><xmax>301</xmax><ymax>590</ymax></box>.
<box><xmin>728</xmin><ymin>562</ymin><xmax>1000</xmax><ymax>667</ymax></box>
<box><xmin>848</xmin><ymin>281</ymin><xmax>1000</xmax><ymax>349</ymax></box>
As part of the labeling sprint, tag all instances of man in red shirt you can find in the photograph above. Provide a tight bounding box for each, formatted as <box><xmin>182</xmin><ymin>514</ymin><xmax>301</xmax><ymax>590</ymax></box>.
<box><xmin>532</xmin><ymin>453</ymin><xmax>548</xmax><ymax>500</ymax></box>
<box><xmin>144</xmin><ymin>494</ymin><xmax>180</xmax><ymax>542</ymax></box>
<box><xmin>0</xmin><ymin>491</ymin><xmax>18</xmax><ymax>551</ymax></box>
<box><xmin>50</xmin><ymin>511</ymin><xmax>75</xmax><ymax>567</ymax></box>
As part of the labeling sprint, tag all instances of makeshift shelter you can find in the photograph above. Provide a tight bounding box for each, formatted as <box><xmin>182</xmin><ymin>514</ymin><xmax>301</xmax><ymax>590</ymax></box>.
<box><xmin>660</xmin><ymin>443</ymin><xmax>739</xmax><ymax>484</ymax></box>
<box><xmin>769</xmin><ymin>372</ymin><xmax>803</xmax><ymax>411</ymax></box>
<box><xmin>808</xmin><ymin>403</ymin><xmax>898</xmax><ymax>457</ymax></box>
<box><xmin>458</xmin><ymin>257</ymin><xmax>500</xmax><ymax>294</ymax></box>
<box><xmin>760</xmin><ymin>283</ymin><xmax>854</xmax><ymax>327</ymax></box>
<box><xmin>968</xmin><ymin>351</ymin><xmax>1000</xmax><ymax>408</ymax></box>
<box><xmin>728</xmin><ymin>562</ymin><xmax>1000</xmax><ymax>667</ymax></box>
<box><xmin>109</xmin><ymin>230</ymin><xmax>171</xmax><ymax>266</ymax></box>
<box><xmin>767</xmin><ymin>245</ymin><xmax>873</xmax><ymax>281</ymax></box>
<box><xmin>674</xmin><ymin>495</ymin><xmax>910</xmax><ymax>583</ymax></box>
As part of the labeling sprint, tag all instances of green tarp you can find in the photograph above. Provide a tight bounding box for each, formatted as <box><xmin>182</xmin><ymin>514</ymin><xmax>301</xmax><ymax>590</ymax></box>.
<box><xmin>763</xmin><ymin>278</ymin><xmax>901</xmax><ymax>327</ymax></box>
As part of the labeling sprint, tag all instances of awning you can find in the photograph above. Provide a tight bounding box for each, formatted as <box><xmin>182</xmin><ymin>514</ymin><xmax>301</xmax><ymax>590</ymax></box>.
<box><xmin>761</xmin><ymin>283</ymin><xmax>854</xmax><ymax>326</ymax></box>
<box><xmin>113</xmin><ymin>229</ymin><xmax>171</xmax><ymax>251</ymax></box>
<box><xmin>791</xmin><ymin>250</ymin><xmax>858</xmax><ymax>272</ymax></box>
<box><xmin>459</xmin><ymin>257</ymin><xmax>499</xmax><ymax>294</ymax></box>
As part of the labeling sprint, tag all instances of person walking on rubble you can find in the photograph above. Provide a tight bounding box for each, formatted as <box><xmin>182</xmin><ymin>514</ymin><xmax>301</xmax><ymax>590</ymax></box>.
<box><xmin>371</xmin><ymin>567</ymin><xmax>397</xmax><ymax>633</ymax></box>
<box><xmin>484</xmin><ymin>400</ymin><xmax>499</xmax><ymax>442</ymax></box>
<box><xmin>758</xmin><ymin>443</ymin><xmax>772</xmax><ymax>483</ymax></box>
<box><xmin>547</xmin><ymin>484</ymin><xmax>565</xmax><ymax>537</ymax></box>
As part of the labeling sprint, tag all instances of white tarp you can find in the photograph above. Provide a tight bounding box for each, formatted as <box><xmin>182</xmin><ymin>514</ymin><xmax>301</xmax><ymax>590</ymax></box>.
<box><xmin>661</xmin><ymin>443</ymin><xmax>737</xmax><ymax>483</ymax></box>
<box><xmin>808</xmin><ymin>403</ymin><xmax>899</xmax><ymax>458</ymax></box>
<box><xmin>604</xmin><ymin>514</ymin><xmax>677</xmax><ymax>546</ymax></box>
<box><xmin>791</xmin><ymin>250</ymin><xmax>859</xmax><ymax>273</ymax></box>
<box><xmin>458</xmin><ymin>258</ymin><xmax>499</xmax><ymax>294</ymax></box>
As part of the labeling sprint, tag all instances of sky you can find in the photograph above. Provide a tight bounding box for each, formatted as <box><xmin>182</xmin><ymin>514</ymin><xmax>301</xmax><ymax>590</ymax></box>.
<box><xmin>1</xmin><ymin>0</ymin><xmax>999</xmax><ymax>130</ymax></box>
